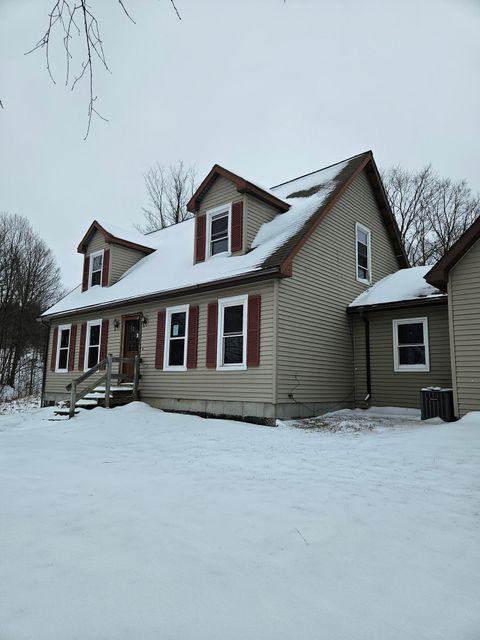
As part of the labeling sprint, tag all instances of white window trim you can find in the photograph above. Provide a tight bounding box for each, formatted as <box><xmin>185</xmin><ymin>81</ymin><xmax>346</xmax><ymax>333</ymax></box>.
<box><xmin>356</xmin><ymin>222</ymin><xmax>372</xmax><ymax>285</ymax></box>
<box><xmin>55</xmin><ymin>324</ymin><xmax>72</xmax><ymax>372</ymax></box>
<box><xmin>84</xmin><ymin>319</ymin><xmax>102</xmax><ymax>371</ymax></box>
<box><xmin>393</xmin><ymin>317</ymin><xmax>430</xmax><ymax>372</ymax></box>
<box><xmin>217</xmin><ymin>294</ymin><xmax>248</xmax><ymax>371</ymax></box>
<box><xmin>89</xmin><ymin>249</ymin><xmax>104</xmax><ymax>288</ymax></box>
<box><xmin>206</xmin><ymin>203</ymin><xmax>232</xmax><ymax>259</ymax></box>
<box><xmin>163</xmin><ymin>304</ymin><xmax>190</xmax><ymax>371</ymax></box>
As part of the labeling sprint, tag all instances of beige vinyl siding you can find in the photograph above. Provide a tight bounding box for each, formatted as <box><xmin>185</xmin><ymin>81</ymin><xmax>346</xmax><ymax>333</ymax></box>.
<box><xmin>109</xmin><ymin>245</ymin><xmax>146</xmax><ymax>284</ymax></box>
<box><xmin>200</xmin><ymin>176</ymin><xmax>242</xmax><ymax>213</ymax></box>
<box><xmin>245</xmin><ymin>196</ymin><xmax>277</xmax><ymax>248</ymax></box>
<box><xmin>449</xmin><ymin>238</ymin><xmax>480</xmax><ymax>416</ymax></box>
<box><xmin>353</xmin><ymin>304</ymin><xmax>451</xmax><ymax>408</ymax></box>
<box><xmin>86</xmin><ymin>230</ymin><xmax>107</xmax><ymax>254</ymax></box>
<box><xmin>276</xmin><ymin>169</ymin><xmax>401</xmax><ymax>408</ymax></box>
<box><xmin>44</xmin><ymin>280</ymin><xmax>275</xmax><ymax>406</ymax></box>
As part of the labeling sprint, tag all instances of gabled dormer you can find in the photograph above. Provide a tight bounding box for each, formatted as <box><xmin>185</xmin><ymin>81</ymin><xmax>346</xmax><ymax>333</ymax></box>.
<box><xmin>187</xmin><ymin>165</ymin><xmax>290</xmax><ymax>264</ymax></box>
<box><xmin>77</xmin><ymin>220</ymin><xmax>156</xmax><ymax>291</ymax></box>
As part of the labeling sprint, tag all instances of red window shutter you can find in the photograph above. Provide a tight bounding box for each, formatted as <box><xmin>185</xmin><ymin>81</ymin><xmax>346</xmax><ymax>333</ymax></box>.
<box><xmin>101</xmin><ymin>249</ymin><xmax>110</xmax><ymax>287</ymax></box>
<box><xmin>68</xmin><ymin>324</ymin><xmax>77</xmax><ymax>372</ymax></box>
<box><xmin>206</xmin><ymin>302</ymin><xmax>218</xmax><ymax>368</ymax></box>
<box><xmin>155</xmin><ymin>310</ymin><xmax>166</xmax><ymax>369</ymax></box>
<box><xmin>50</xmin><ymin>326</ymin><xmax>58</xmax><ymax>371</ymax></box>
<box><xmin>100</xmin><ymin>319</ymin><xmax>109</xmax><ymax>362</ymax></box>
<box><xmin>247</xmin><ymin>295</ymin><xmax>261</xmax><ymax>367</ymax></box>
<box><xmin>82</xmin><ymin>256</ymin><xmax>90</xmax><ymax>292</ymax></box>
<box><xmin>187</xmin><ymin>305</ymin><xmax>199</xmax><ymax>369</ymax></box>
<box><xmin>195</xmin><ymin>215</ymin><xmax>206</xmax><ymax>263</ymax></box>
<box><xmin>231</xmin><ymin>201</ymin><xmax>244</xmax><ymax>252</ymax></box>
<box><xmin>78</xmin><ymin>322</ymin><xmax>87</xmax><ymax>371</ymax></box>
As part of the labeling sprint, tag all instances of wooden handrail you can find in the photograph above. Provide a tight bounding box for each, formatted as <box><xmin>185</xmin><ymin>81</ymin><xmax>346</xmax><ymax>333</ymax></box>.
<box><xmin>65</xmin><ymin>354</ymin><xmax>140</xmax><ymax>418</ymax></box>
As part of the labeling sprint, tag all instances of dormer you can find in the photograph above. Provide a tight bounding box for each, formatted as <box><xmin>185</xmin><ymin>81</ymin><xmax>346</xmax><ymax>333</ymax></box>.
<box><xmin>77</xmin><ymin>220</ymin><xmax>156</xmax><ymax>291</ymax></box>
<box><xmin>187</xmin><ymin>165</ymin><xmax>289</xmax><ymax>264</ymax></box>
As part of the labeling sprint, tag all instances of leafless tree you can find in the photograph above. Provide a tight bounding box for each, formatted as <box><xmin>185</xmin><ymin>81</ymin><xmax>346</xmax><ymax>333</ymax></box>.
<box><xmin>382</xmin><ymin>165</ymin><xmax>480</xmax><ymax>265</ymax></box>
<box><xmin>137</xmin><ymin>161</ymin><xmax>197</xmax><ymax>232</ymax></box>
<box><xmin>26</xmin><ymin>1</ymin><xmax>182</xmax><ymax>138</ymax></box>
<box><xmin>0</xmin><ymin>214</ymin><xmax>63</xmax><ymax>397</ymax></box>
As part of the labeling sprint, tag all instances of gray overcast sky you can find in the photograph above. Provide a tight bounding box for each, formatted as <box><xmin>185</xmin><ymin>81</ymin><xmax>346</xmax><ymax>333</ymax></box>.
<box><xmin>1</xmin><ymin>0</ymin><xmax>479</xmax><ymax>288</ymax></box>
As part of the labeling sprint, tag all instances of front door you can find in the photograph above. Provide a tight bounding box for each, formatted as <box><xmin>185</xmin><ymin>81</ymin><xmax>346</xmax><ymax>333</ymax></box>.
<box><xmin>122</xmin><ymin>317</ymin><xmax>140</xmax><ymax>382</ymax></box>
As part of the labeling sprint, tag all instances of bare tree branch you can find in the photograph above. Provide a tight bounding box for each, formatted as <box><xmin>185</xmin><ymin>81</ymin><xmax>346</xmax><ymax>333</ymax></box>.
<box><xmin>26</xmin><ymin>1</ymin><xmax>181</xmax><ymax>138</ymax></box>
<box><xmin>136</xmin><ymin>161</ymin><xmax>196</xmax><ymax>232</ymax></box>
<box><xmin>382</xmin><ymin>165</ymin><xmax>480</xmax><ymax>265</ymax></box>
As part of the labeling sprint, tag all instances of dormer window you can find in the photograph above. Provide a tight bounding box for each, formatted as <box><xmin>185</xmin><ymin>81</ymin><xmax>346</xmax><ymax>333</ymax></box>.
<box><xmin>89</xmin><ymin>250</ymin><xmax>104</xmax><ymax>287</ymax></box>
<box><xmin>207</xmin><ymin>205</ymin><xmax>231</xmax><ymax>257</ymax></box>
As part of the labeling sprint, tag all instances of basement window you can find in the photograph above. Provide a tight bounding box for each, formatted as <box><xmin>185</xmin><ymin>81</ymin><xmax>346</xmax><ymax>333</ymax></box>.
<box><xmin>393</xmin><ymin>318</ymin><xmax>430</xmax><ymax>372</ymax></box>
<box><xmin>56</xmin><ymin>325</ymin><xmax>71</xmax><ymax>372</ymax></box>
<box><xmin>356</xmin><ymin>223</ymin><xmax>371</xmax><ymax>284</ymax></box>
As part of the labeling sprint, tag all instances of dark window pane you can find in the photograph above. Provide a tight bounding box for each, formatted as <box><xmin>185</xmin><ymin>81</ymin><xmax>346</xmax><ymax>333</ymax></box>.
<box><xmin>89</xmin><ymin>324</ymin><xmax>100</xmax><ymax>346</ymax></box>
<box><xmin>92</xmin><ymin>254</ymin><xmax>103</xmax><ymax>270</ymax></box>
<box><xmin>399</xmin><ymin>345</ymin><xmax>425</xmax><ymax>365</ymax></box>
<box><xmin>398</xmin><ymin>323</ymin><xmax>423</xmax><ymax>345</ymax></box>
<box><xmin>58</xmin><ymin>349</ymin><xmax>68</xmax><ymax>369</ymax></box>
<box><xmin>358</xmin><ymin>266</ymin><xmax>368</xmax><ymax>280</ymax></box>
<box><xmin>224</xmin><ymin>305</ymin><xmax>243</xmax><ymax>334</ymax></box>
<box><xmin>357</xmin><ymin>242</ymin><xmax>368</xmax><ymax>268</ymax></box>
<box><xmin>211</xmin><ymin>214</ymin><xmax>228</xmax><ymax>240</ymax></box>
<box><xmin>169</xmin><ymin>339</ymin><xmax>185</xmax><ymax>366</ymax></box>
<box><xmin>211</xmin><ymin>238</ymin><xmax>229</xmax><ymax>255</ymax></box>
<box><xmin>91</xmin><ymin>270</ymin><xmax>101</xmax><ymax>286</ymax></box>
<box><xmin>60</xmin><ymin>329</ymin><xmax>70</xmax><ymax>349</ymax></box>
<box><xmin>224</xmin><ymin>336</ymin><xmax>243</xmax><ymax>364</ymax></box>
<box><xmin>88</xmin><ymin>345</ymin><xmax>99</xmax><ymax>368</ymax></box>
<box><xmin>170</xmin><ymin>312</ymin><xmax>186</xmax><ymax>338</ymax></box>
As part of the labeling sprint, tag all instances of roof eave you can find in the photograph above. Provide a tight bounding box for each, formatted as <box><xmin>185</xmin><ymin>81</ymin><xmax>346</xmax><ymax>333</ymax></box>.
<box><xmin>187</xmin><ymin>164</ymin><xmax>290</xmax><ymax>213</ymax></box>
<box><xmin>41</xmin><ymin>266</ymin><xmax>284</xmax><ymax>321</ymax></box>
<box><xmin>347</xmin><ymin>295</ymin><xmax>448</xmax><ymax>314</ymax></box>
<box><xmin>77</xmin><ymin>221</ymin><xmax>155</xmax><ymax>255</ymax></box>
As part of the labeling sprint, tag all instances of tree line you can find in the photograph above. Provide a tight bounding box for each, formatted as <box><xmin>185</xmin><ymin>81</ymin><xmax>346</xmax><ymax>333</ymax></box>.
<box><xmin>0</xmin><ymin>214</ymin><xmax>61</xmax><ymax>398</ymax></box>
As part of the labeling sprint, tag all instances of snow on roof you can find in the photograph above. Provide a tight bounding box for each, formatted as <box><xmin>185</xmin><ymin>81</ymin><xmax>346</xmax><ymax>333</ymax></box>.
<box><xmin>94</xmin><ymin>219</ymin><xmax>158</xmax><ymax>250</ymax></box>
<box><xmin>349</xmin><ymin>267</ymin><xmax>446</xmax><ymax>308</ymax></box>
<box><xmin>43</xmin><ymin>155</ymin><xmax>361</xmax><ymax>318</ymax></box>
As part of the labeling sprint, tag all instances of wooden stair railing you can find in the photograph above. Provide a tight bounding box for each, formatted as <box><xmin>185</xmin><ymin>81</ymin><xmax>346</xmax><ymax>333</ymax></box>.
<box><xmin>65</xmin><ymin>354</ymin><xmax>141</xmax><ymax>419</ymax></box>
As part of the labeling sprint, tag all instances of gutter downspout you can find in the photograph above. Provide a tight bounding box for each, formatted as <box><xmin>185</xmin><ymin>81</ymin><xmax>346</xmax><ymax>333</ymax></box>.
<box><xmin>38</xmin><ymin>318</ymin><xmax>50</xmax><ymax>408</ymax></box>
<box><xmin>361</xmin><ymin>314</ymin><xmax>372</xmax><ymax>403</ymax></box>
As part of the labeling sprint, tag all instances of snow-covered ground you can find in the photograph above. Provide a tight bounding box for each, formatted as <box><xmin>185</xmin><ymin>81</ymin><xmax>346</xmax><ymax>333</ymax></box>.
<box><xmin>1</xmin><ymin>404</ymin><xmax>479</xmax><ymax>640</ymax></box>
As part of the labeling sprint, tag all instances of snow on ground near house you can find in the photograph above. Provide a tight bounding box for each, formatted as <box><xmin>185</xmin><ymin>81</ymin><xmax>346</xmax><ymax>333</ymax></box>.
<box><xmin>350</xmin><ymin>266</ymin><xmax>446</xmax><ymax>307</ymax></box>
<box><xmin>0</xmin><ymin>395</ymin><xmax>40</xmax><ymax>414</ymax></box>
<box><xmin>1</xmin><ymin>404</ymin><xmax>479</xmax><ymax>640</ymax></box>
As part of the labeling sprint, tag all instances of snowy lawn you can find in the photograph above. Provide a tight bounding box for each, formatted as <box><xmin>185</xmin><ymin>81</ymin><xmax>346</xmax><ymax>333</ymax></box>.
<box><xmin>1</xmin><ymin>404</ymin><xmax>479</xmax><ymax>640</ymax></box>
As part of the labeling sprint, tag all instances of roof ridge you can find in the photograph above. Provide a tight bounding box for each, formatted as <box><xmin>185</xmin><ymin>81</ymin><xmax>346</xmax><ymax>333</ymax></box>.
<box><xmin>270</xmin><ymin>150</ymin><xmax>372</xmax><ymax>190</ymax></box>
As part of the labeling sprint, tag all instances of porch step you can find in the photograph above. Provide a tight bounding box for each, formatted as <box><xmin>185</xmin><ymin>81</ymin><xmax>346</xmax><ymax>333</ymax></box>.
<box><xmin>94</xmin><ymin>384</ymin><xmax>134</xmax><ymax>393</ymax></box>
<box><xmin>54</xmin><ymin>408</ymin><xmax>80</xmax><ymax>416</ymax></box>
<box><xmin>75</xmin><ymin>399</ymin><xmax>98</xmax><ymax>408</ymax></box>
<box><xmin>84</xmin><ymin>392</ymin><xmax>114</xmax><ymax>400</ymax></box>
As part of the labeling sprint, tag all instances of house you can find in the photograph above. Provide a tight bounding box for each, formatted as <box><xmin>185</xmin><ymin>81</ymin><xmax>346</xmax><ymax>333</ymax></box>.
<box><xmin>425</xmin><ymin>218</ymin><xmax>480</xmax><ymax>417</ymax></box>
<box><xmin>348</xmin><ymin>267</ymin><xmax>452</xmax><ymax>409</ymax></box>
<box><xmin>41</xmin><ymin>150</ymin><xmax>411</xmax><ymax>422</ymax></box>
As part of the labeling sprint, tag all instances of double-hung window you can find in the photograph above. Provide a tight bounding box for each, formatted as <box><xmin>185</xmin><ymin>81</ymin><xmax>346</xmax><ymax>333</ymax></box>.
<box><xmin>356</xmin><ymin>223</ymin><xmax>371</xmax><ymax>284</ymax></box>
<box><xmin>89</xmin><ymin>250</ymin><xmax>104</xmax><ymax>287</ymax></box>
<box><xmin>207</xmin><ymin>204</ymin><xmax>231</xmax><ymax>257</ymax></box>
<box><xmin>56</xmin><ymin>324</ymin><xmax>71</xmax><ymax>372</ymax></box>
<box><xmin>164</xmin><ymin>305</ymin><xmax>189</xmax><ymax>370</ymax></box>
<box><xmin>393</xmin><ymin>318</ymin><xmax>430</xmax><ymax>372</ymax></box>
<box><xmin>85</xmin><ymin>320</ymin><xmax>102</xmax><ymax>369</ymax></box>
<box><xmin>217</xmin><ymin>295</ymin><xmax>247</xmax><ymax>370</ymax></box>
